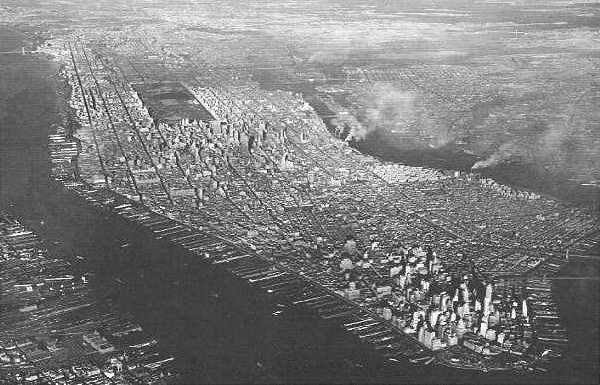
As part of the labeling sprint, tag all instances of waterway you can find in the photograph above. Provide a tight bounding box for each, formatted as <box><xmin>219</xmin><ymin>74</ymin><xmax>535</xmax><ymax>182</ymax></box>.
<box><xmin>252</xmin><ymin>67</ymin><xmax>600</xmax><ymax>212</ymax></box>
<box><xmin>0</xmin><ymin>27</ymin><xmax>597</xmax><ymax>383</ymax></box>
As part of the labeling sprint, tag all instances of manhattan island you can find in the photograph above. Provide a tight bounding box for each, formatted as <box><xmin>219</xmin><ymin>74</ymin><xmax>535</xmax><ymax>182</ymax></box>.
<box><xmin>36</xmin><ymin>30</ymin><xmax>599</xmax><ymax>378</ymax></box>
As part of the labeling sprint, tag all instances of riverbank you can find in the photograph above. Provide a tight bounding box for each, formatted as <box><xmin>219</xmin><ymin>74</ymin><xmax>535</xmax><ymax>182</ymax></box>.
<box><xmin>355</xmin><ymin>127</ymin><xmax>599</xmax><ymax>212</ymax></box>
<box><xmin>251</xmin><ymin>69</ymin><xmax>599</xmax><ymax>213</ymax></box>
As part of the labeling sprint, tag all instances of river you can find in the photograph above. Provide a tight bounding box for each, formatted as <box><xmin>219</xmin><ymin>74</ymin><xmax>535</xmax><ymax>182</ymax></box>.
<box><xmin>251</xmin><ymin>67</ymin><xmax>600</xmax><ymax>212</ymax></box>
<box><xmin>0</xmin><ymin>27</ymin><xmax>597</xmax><ymax>383</ymax></box>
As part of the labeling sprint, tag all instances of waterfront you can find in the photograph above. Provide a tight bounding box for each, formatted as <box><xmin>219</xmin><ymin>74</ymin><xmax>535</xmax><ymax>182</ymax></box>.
<box><xmin>252</xmin><ymin>70</ymin><xmax>600</xmax><ymax>212</ymax></box>
<box><xmin>1</xmin><ymin>23</ymin><xmax>598</xmax><ymax>385</ymax></box>
<box><xmin>0</xmin><ymin>27</ymin><xmax>399</xmax><ymax>384</ymax></box>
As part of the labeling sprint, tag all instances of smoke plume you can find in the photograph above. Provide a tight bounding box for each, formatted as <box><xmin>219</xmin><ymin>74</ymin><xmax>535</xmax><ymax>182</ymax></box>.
<box><xmin>344</xmin><ymin>83</ymin><xmax>417</xmax><ymax>142</ymax></box>
<box><xmin>472</xmin><ymin>142</ymin><xmax>523</xmax><ymax>170</ymax></box>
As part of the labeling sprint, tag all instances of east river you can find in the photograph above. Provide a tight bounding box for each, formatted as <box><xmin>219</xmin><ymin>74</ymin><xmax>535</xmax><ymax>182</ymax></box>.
<box><xmin>1</xmin><ymin>27</ymin><xmax>597</xmax><ymax>383</ymax></box>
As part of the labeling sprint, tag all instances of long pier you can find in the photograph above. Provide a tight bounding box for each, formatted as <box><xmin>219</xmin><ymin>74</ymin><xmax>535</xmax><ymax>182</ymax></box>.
<box><xmin>46</xmin><ymin>129</ymin><xmax>569</xmax><ymax>375</ymax></box>
<box><xmin>46</xmin><ymin>123</ymin><xmax>440</xmax><ymax>367</ymax></box>
<box><xmin>57</xmin><ymin>180</ymin><xmax>433</xmax><ymax>365</ymax></box>
<box><xmin>0</xmin><ymin>48</ymin><xmax>41</xmax><ymax>55</ymax></box>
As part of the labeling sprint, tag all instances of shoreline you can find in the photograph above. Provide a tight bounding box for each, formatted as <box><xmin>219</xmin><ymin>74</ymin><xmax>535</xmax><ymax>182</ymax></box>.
<box><xmin>14</xmin><ymin>18</ymin><xmax>593</xmax><ymax>214</ymax></box>
<box><xmin>1</xmin><ymin>24</ymin><xmax>598</xmax><ymax>383</ymax></box>
<box><xmin>43</xmin><ymin>34</ymin><xmax>581</xmax><ymax>377</ymax></box>
<box><xmin>254</xmin><ymin>70</ymin><xmax>599</xmax><ymax>213</ymax></box>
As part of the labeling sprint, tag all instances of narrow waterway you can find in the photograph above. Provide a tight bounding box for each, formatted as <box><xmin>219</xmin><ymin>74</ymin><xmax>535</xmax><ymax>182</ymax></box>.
<box><xmin>252</xmin><ymin>67</ymin><xmax>600</xmax><ymax>212</ymax></box>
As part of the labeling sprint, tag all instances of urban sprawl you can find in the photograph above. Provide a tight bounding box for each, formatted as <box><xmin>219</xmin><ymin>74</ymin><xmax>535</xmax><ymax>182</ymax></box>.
<box><xmin>2</xmin><ymin>29</ymin><xmax>599</xmax><ymax>383</ymax></box>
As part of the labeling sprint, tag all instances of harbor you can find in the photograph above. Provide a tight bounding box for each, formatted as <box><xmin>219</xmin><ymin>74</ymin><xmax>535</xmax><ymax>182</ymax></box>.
<box><xmin>0</xmin><ymin>213</ymin><xmax>180</xmax><ymax>383</ymax></box>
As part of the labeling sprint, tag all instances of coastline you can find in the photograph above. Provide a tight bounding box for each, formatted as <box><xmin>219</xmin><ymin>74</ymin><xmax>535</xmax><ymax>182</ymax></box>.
<box><xmin>43</xmin><ymin>34</ymin><xmax>578</xmax><ymax>377</ymax></box>
<box><xmin>257</xmin><ymin>74</ymin><xmax>599</xmax><ymax>213</ymax></box>
<box><xmin>1</xmin><ymin>24</ymin><xmax>598</xmax><ymax>383</ymax></box>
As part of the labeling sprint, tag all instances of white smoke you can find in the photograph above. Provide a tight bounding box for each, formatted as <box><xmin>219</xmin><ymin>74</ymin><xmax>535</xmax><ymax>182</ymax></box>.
<box><xmin>347</xmin><ymin>83</ymin><xmax>416</xmax><ymax>141</ymax></box>
<box><xmin>472</xmin><ymin>142</ymin><xmax>523</xmax><ymax>170</ymax></box>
